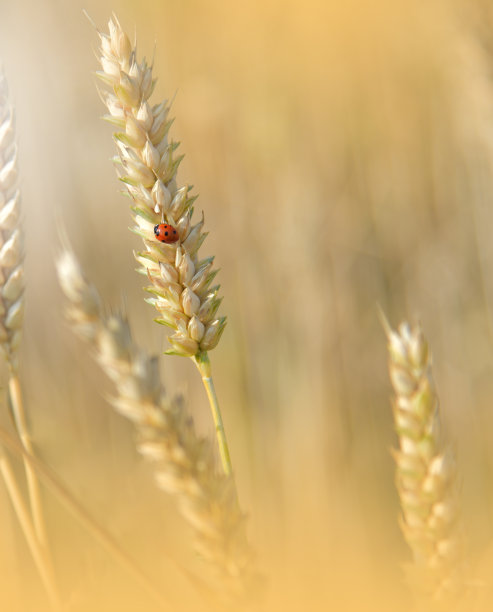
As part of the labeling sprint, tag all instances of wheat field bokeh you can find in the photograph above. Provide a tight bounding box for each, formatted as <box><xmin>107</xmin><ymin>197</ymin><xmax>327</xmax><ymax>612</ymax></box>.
<box><xmin>1</xmin><ymin>0</ymin><xmax>493</xmax><ymax>610</ymax></box>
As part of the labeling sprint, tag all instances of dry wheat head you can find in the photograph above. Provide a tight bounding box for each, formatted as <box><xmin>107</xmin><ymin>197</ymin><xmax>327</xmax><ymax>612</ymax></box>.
<box><xmin>95</xmin><ymin>17</ymin><xmax>225</xmax><ymax>358</ymax></box>
<box><xmin>386</xmin><ymin>321</ymin><xmax>464</xmax><ymax>601</ymax></box>
<box><xmin>56</xmin><ymin>250</ymin><xmax>254</xmax><ymax>600</ymax></box>
<box><xmin>0</xmin><ymin>70</ymin><xmax>23</xmax><ymax>370</ymax></box>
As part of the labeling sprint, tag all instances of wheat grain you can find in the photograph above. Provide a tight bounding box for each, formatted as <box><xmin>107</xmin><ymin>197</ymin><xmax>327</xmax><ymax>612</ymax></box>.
<box><xmin>385</xmin><ymin>320</ymin><xmax>464</xmax><ymax>602</ymax></box>
<box><xmin>95</xmin><ymin>16</ymin><xmax>225</xmax><ymax>359</ymax></box>
<box><xmin>56</xmin><ymin>249</ymin><xmax>255</xmax><ymax>601</ymax></box>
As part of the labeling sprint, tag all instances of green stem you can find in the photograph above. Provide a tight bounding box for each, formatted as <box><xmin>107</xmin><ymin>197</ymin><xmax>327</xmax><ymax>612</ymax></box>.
<box><xmin>192</xmin><ymin>351</ymin><xmax>233</xmax><ymax>476</ymax></box>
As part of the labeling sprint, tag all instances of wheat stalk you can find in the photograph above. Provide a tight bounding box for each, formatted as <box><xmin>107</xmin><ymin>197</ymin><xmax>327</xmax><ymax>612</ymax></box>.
<box><xmin>0</xmin><ymin>449</ymin><xmax>60</xmax><ymax>609</ymax></box>
<box><xmin>56</xmin><ymin>249</ymin><xmax>254</xmax><ymax>601</ymax></box>
<box><xmin>93</xmin><ymin>15</ymin><xmax>233</xmax><ymax>476</ymax></box>
<box><xmin>384</xmin><ymin>319</ymin><xmax>464</xmax><ymax>602</ymax></box>
<box><xmin>0</xmin><ymin>423</ymin><xmax>172</xmax><ymax>609</ymax></box>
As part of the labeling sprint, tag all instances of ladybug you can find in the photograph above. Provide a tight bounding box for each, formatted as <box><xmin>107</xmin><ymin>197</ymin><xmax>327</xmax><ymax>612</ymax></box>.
<box><xmin>154</xmin><ymin>223</ymin><xmax>179</xmax><ymax>243</ymax></box>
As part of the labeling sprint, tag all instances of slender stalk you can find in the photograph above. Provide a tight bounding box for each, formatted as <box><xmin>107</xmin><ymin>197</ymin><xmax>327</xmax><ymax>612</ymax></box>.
<box><xmin>0</xmin><ymin>424</ymin><xmax>171</xmax><ymax>610</ymax></box>
<box><xmin>8</xmin><ymin>372</ymin><xmax>48</xmax><ymax>549</ymax></box>
<box><xmin>0</xmin><ymin>450</ymin><xmax>61</xmax><ymax>610</ymax></box>
<box><xmin>192</xmin><ymin>351</ymin><xmax>233</xmax><ymax>477</ymax></box>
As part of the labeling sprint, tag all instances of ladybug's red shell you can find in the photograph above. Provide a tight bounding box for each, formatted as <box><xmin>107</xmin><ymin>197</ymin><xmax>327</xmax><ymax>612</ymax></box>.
<box><xmin>154</xmin><ymin>223</ymin><xmax>179</xmax><ymax>244</ymax></box>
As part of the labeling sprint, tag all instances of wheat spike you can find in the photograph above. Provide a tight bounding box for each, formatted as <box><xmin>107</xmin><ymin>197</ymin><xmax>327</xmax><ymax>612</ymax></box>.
<box><xmin>385</xmin><ymin>320</ymin><xmax>464</xmax><ymax>602</ymax></box>
<box><xmin>0</xmin><ymin>67</ymin><xmax>60</xmax><ymax>608</ymax></box>
<box><xmin>56</xmin><ymin>249</ymin><xmax>254</xmax><ymax>600</ymax></box>
<box><xmin>95</xmin><ymin>17</ymin><xmax>225</xmax><ymax>358</ymax></box>
<box><xmin>0</xmin><ymin>69</ymin><xmax>23</xmax><ymax>370</ymax></box>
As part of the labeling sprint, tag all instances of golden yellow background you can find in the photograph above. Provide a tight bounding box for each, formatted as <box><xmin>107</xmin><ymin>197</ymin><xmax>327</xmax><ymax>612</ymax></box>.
<box><xmin>1</xmin><ymin>0</ymin><xmax>493</xmax><ymax>610</ymax></box>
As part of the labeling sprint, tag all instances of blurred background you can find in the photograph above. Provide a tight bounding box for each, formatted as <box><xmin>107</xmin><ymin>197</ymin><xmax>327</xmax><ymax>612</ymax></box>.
<box><xmin>1</xmin><ymin>0</ymin><xmax>493</xmax><ymax>609</ymax></box>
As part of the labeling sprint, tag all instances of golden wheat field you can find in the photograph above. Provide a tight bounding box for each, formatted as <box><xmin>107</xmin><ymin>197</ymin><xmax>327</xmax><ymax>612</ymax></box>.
<box><xmin>3</xmin><ymin>1</ymin><xmax>493</xmax><ymax>611</ymax></box>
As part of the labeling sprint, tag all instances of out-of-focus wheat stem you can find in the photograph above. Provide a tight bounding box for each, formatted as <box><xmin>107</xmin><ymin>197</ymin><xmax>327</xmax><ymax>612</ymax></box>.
<box><xmin>0</xmin><ymin>425</ymin><xmax>171</xmax><ymax>610</ymax></box>
<box><xmin>9</xmin><ymin>373</ymin><xmax>48</xmax><ymax>548</ymax></box>
<box><xmin>0</xmin><ymin>450</ymin><xmax>60</xmax><ymax>610</ymax></box>
<box><xmin>193</xmin><ymin>351</ymin><xmax>233</xmax><ymax>476</ymax></box>
<box><xmin>383</xmin><ymin>317</ymin><xmax>464</xmax><ymax>602</ymax></box>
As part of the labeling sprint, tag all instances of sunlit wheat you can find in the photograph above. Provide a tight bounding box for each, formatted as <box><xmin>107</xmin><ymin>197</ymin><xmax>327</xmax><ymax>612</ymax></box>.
<box><xmin>96</xmin><ymin>16</ymin><xmax>225</xmax><ymax>358</ymax></box>
<box><xmin>0</xmin><ymin>67</ymin><xmax>58</xmax><ymax>610</ymax></box>
<box><xmin>57</xmin><ymin>249</ymin><xmax>256</xmax><ymax>602</ymax></box>
<box><xmin>385</xmin><ymin>320</ymin><xmax>464</xmax><ymax>602</ymax></box>
<box><xmin>94</xmin><ymin>14</ymin><xmax>234</xmax><ymax>479</ymax></box>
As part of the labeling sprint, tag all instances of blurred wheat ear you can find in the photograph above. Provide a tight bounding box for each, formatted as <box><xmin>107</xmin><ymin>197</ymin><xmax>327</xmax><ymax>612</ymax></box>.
<box><xmin>0</xmin><ymin>70</ymin><xmax>23</xmax><ymax>367</ymax></box>
<box><xmin>0</xmin><ymin>68</ymin><xmax>60</xmax><ymax>609</ymax></box>
<box><xmin>57</xmin><ymin>248</ymin><xmax>257</xmax><ymax>603</ymax></box>
<box><xmin>384</xmin><ymin>318</ymin><xmax>465</xmax><ymax>603</ymax></box>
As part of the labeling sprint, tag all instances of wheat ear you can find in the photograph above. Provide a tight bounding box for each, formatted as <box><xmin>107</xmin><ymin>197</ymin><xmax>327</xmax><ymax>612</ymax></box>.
<box><xmin>0</xmin><ymin>67</ymin><xmax>42</xmax><ymax>540</ymax></box>
<box><xmin>0</xmin><ymin>69</ymin><xmax>59</xmax><ymax>607</ymax></box>
<box><xmin>0</xmin><ymin>70</ymin><xmax>23</xmax><ymax>368</ymax></box>
<box><xmin>93</xmin><ymin>16</ymin><xmax>233</xmax><ymax>476</ymax></box>
<box><xmin>384</xmin><ymin>319</ymin><xmax>464</xmax><ymax>601</ymax></box>
<box><xmin>56</xmin><ymin>249</ymin><xmax>254</xmax><ymax>600</ymax></box>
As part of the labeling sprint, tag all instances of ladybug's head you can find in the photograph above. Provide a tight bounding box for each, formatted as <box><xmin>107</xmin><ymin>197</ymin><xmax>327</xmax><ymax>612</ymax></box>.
<box><xmin>153</xmin><ymin>224</ymin><xmax>160</xmax><ymax>235</ymax></box>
